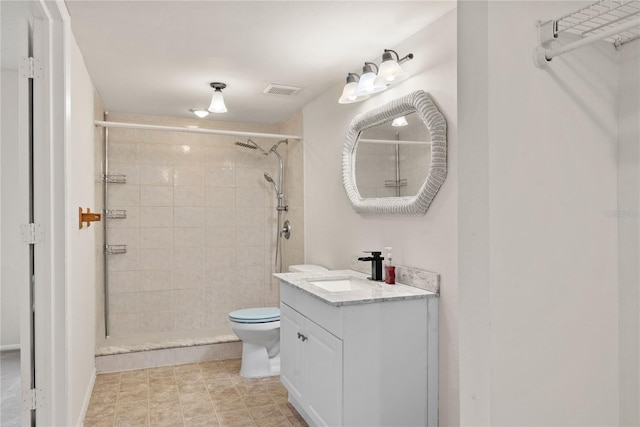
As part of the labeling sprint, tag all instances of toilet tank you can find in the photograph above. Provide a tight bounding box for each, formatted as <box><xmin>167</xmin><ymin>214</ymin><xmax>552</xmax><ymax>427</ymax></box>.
<box><xmin>288</xmin><ymin>264</ymin><xmax>328</xmax><ymax>273</ymax></box>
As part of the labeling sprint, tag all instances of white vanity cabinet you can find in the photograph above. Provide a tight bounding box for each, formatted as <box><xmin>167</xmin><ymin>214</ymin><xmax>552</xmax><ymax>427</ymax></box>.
<box><xmin>279</xmin><ymin>275</ymin><xmax>439</xmax><ymax>427</ymax></box>
<box><xmin>281</xmin><ymin>303</ymin><xmax>343</xmax><ymax>427</ymax></box>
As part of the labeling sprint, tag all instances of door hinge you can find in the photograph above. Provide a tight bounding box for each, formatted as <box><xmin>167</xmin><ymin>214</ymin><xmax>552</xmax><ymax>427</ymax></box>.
<box><xmin>19</xmin><ymin>56</ymin><xmax>42</xmax><ymax>79</ymax></box>
<box><xmin>23</xmin><ymin>388</ymin><xmax>44</xmax><ymax>410</ymax></box>
<box><xmin>21</xmin><ymin>223</ymin><xmax>43</xmax><ymax>244</ymax></box>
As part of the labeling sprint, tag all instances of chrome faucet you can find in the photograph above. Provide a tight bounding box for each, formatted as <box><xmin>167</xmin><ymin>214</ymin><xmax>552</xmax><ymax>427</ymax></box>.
<box><xmin>357</xmin><ymin>251</ymin><xmax>384</xmax><ymax>281</ymax></box>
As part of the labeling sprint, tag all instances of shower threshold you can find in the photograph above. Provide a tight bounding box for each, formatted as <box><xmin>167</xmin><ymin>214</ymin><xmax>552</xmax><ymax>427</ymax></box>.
<box><xmin>96</xmin><ymin>334</ymin><xmax>239</xmax><ymax>357</ymax></box>
<box><xmin>95</xmin><ymin>335</ymin><xmax>242</xmax><ymax>373</ymax></box>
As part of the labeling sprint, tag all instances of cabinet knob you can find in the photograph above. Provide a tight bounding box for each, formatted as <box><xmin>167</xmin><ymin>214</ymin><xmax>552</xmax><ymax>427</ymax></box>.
<box><xmin>297</xmin><ymin>332</ymin><xmax>308</xmax><ymax>342</ymax></box>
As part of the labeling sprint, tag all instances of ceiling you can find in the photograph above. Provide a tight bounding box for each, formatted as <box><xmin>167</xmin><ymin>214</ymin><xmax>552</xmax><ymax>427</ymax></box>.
<box><xmin>64</xmin><ymin>1</ymin><xmax>456</xmax><ymax>125</ymax></box>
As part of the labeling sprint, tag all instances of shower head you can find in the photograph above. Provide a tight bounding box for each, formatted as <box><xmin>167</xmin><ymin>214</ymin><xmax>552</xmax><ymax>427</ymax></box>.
<box><xmin>235</xmin><ymin>139</ymin><xmax>258</xmax><ymax>150</ymax></box>
<box><xmin>235</xmin><ymin>139</ymin><xmax>268</xmax><ymax>155</ymax></box>
<box><xmin>264</xmin><ymin>172</ymin><xmax>279</xmax><ymax>194</ymax></box>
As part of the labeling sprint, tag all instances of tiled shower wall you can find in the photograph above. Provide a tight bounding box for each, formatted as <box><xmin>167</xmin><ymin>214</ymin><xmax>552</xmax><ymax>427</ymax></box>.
<box><xmin>97</xmin><ymin>113</ymin><xmax>303</xmax><ymax>349</ymax></box>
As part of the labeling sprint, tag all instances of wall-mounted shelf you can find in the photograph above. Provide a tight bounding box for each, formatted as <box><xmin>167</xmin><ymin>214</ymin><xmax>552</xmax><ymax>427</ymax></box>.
<box><xmin>103</xmin><ymin>174</ymin><xmax>127</xmax><ymax>184</ymax></box>
<box><xmin>105</xmin><ymin>209</ymin><xmax>127</xmax><ymax>219</ymax></box>
<box><xmin>556</xmin><ymin>0</ymin><xmax>640</xmax><ymax>46</ymax></box>
<box><xmin>535</xmin><ymin>0</ymin><xmax>640</xmax><ymax>68</ymax></box>
<box><xmin>105</xmin><ymin>245</ymin><xmax>127</xmax><ymax>255</ymax></box>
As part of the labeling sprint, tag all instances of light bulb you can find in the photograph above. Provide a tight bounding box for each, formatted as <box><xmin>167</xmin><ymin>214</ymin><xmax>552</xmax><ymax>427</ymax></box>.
<box><xmin>208</xmin><ymin>89</ymin><xmax>227</xmax><ymax>113</ymax></box>
<box><xmin>190</xmin><ymin>108</ymin><xmax>209</xmax><ymax>118</ymax></box>
<box><xmin>338</xmin><ymin>73</ymin><xmax>370</xmax><ymax>104</ymax></box>
<box><xmin>392</xmin><ymin>116</ymin><xmax>408</xmax><ymax>127</ymax></box>
<box><xmin>374</xmin><ymin>50</ymin><xmax>411</xmax><ymax>86</ymax></box>
<box><xmin>354</xmin><ymin>63</ymin><xmax>387</xmax><ymax>96</ymax></box>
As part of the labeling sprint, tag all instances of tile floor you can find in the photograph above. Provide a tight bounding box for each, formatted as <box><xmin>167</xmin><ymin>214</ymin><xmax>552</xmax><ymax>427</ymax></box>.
<box><xmin>84</xmin><ymin>358</ymin><xmax>309</xmax><ymax>427</ymax></box>
<box><xmin>0</xmin><ymin>350</ymin><xmax>21</xmax><ymax>427</ymax></box>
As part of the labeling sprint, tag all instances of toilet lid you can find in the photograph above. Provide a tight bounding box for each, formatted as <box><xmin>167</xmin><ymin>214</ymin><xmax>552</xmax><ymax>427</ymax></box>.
<box><xmin>229</xmin><ymin>307</ymin><xmax>280</xmax><ymax>323</ymax></box>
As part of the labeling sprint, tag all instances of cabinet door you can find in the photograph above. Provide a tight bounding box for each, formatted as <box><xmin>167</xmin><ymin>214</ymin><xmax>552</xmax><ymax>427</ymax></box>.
<box><xmin>304</xmin><ymin>319</ymin><xmax>343</xmax><ymax>427</ymax></box>
<box><xmin>280</xmin><ymin>303</ymin><xmax>304</xmax><ymax>404</ymax></box>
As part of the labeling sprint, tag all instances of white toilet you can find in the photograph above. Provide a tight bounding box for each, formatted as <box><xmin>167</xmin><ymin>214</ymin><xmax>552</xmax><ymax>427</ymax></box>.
<box><xmin>229</xmin><ymin>264</ymin><xmax>328</xmax><ymax>378</ymax></box>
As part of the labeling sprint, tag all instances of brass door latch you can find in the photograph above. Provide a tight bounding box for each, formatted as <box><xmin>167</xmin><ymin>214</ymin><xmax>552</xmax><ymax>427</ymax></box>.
<box><xmin>79</xmin><ymin>207</ymin><xmax>101</xmax><ymax>229</ymax></box>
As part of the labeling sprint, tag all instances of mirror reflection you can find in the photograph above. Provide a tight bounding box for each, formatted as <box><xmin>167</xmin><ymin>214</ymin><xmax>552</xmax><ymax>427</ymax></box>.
<box><xmin>355</xmin><ymin>112</ymin><xmax>431</xmax><ymax>198</ymax></box>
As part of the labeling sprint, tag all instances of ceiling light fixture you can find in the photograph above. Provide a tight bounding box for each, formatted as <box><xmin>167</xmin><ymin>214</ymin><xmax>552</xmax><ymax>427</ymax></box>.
<box><xmin>338</xmin><ymin>49</ymin><xmax>414</xmax><ymax>104</ymax></box>
<box><xmin>338</xmin><ymin>73</ymin><xmax>370</xmax><ymax>104</ymax></box>
<box><xmin>208</xmin><ymin>82</ymin><xmax>228</xmax><ymax>113</ymax></box>
<box><xmin>190</xmin><ymin>108</ymin><xmax>209</xmax><ymax>118</ymax></box>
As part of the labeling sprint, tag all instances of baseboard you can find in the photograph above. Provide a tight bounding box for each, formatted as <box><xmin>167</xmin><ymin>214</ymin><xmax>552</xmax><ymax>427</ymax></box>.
<box><xmin>76</xmin><ymin>367</ymin><xmax>96</xmax><ymax>427</ymax></box>
<box><xmin>0</xmin><ymin>344</ymin><xmax>20</xmax><ymax>351</ymax></box>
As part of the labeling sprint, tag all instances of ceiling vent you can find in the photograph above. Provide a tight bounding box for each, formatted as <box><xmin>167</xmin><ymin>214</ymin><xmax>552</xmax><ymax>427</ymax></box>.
<box><xmin>263</xmin><ymin>84</ymin><xmax>301</xmax><ymax>96</ymax></box>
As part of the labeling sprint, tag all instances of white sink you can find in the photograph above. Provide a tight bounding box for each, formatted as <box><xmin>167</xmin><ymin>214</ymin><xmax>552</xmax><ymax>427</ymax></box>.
<box><xmin>309</xmin><ymin>277</ymin><xmax>371</xmax><ymax>292</ymax></box>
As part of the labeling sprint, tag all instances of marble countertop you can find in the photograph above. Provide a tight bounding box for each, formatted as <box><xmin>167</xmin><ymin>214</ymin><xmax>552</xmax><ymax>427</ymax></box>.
<box><xmin>274</xmin><ymin>269</ymin><xmax>437</xmax><ymax>307</ymax></box>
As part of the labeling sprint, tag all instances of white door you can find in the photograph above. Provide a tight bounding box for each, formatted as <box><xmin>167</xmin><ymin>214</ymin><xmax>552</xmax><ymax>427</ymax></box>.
<box><xmin>17</xmin><ymin>16</ymin><xmax>38</xmax><ymax>427</ymax></box>
<box><xmin>0</xmin><ymin>7</ymin><xmax>40</xmax><ymax>427</ymax></box>
<box><xmin>3</xmin><ymin>2</ymin><xmax>66</xmax><ymax>425</ymax></box>
<box><xmin>0</xmin><ymin>3</ymin><xmax>32</xmax><ymax>425</ymax></box>
<box><xmin>2</xmin><ymin>3</ymin><xmax>50</xmax><ymax>425</ymax></box>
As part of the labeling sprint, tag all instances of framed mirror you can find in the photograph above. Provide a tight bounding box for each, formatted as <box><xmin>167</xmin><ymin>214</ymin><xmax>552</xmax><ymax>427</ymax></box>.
<box><xmin>342</xmin><ymin>90</ymin><xmax>447</xmax><ymax>215</ymax></box>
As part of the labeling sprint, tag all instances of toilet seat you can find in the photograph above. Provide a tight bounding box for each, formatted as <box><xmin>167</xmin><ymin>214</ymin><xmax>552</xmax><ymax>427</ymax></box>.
<box><xmin>229</xmin><ymin>307</ymin><xmax>280</xmax><ymax>324</ymax></box>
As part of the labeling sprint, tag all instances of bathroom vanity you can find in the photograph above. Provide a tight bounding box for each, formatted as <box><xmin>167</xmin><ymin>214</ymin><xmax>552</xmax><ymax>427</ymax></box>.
<box><xmin>275</xmin><ymin>269</ymin><xmax>439</xmax><ymax>427</ymax></box>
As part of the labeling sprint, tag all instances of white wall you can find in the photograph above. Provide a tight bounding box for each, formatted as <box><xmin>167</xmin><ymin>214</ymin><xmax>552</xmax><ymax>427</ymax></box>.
<box><xmin>458</xmin><ymin>1</ymin><xmax>620</xmax><ymax>424</ymax></box>
<box><xmin>617</xmin><ymin>38</ymin><xmax>640</xmax><ymax>425</ymax></box>
<box><xmin>1</xmin><ymin>69</ymin><xmax>21</xmax><ymax>349</ymax></box>
<box><xmin>66</xmin><ymin>37</ymin><xmax>97</xmax><ymax>425</ymax></box>
<box><xmin>303</xmin><ymin>11</ymin><xmax>460</xmax><ymax>425</ymax></box>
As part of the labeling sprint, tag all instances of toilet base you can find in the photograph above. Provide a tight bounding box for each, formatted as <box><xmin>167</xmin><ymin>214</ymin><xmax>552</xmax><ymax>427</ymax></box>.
<box><xmin>239</xmin><ymin>342</ymin><xmax>281</xmax><ymax>378</ymax></box>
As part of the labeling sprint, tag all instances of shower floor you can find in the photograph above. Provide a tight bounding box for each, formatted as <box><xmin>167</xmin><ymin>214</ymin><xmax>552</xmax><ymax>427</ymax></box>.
<box><xmin>83</xmin><ymin>358</ymin><xmax>308</xmax><ymax>427</ymax></box>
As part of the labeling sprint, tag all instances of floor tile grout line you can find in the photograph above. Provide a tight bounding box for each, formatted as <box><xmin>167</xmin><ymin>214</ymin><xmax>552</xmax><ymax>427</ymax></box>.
<box><xmin>146</xmin><ymin>369</ymin><xmax>150</xmax><ymax>427</ymax></box>
<box><xmin>113</xmin><ymin>373</ymin><xmax>122</xmax><ymax>427</ymax></box>
<box><xmin>173</xmin><ymin>365</ymin><xmax>188</xmax><ymax>427</ymax></box>
<box><xmin>198</xmin><ymin>361</ymin><xmax>223</xmax><ymax>426</ymax></box>
<box><xmin>228</xmin><ymin>361</ymin><xmax>259</xmax><ymax>427</ymax></box>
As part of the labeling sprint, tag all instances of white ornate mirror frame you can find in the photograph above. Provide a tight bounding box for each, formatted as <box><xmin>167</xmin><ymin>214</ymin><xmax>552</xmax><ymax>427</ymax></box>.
<box><xmin>342</xmin><ymin>90</ymin><xmax>447</xmax><ymax>215</ymax></box>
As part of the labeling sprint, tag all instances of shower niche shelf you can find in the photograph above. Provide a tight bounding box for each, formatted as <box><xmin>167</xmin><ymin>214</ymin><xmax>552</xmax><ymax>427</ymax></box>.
<box><xmin>105</xmin><ymin>245</ymin><xmax>127</xmax><ymax>255</ymax></box>
<box><xmin>105</xmin><ymin>209</ymin><xmax>127</xmax><ymax>219</ymax></box>
<box><xmin>103</xmin><ymin>174</ymin><xmax>127</xmax><ymax>184</ymax></box>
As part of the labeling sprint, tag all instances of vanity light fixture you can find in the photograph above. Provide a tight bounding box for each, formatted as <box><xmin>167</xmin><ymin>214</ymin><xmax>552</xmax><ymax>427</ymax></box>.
<box><xmin>374</xmin><ymin>49</ymin><xmax>413</xmax><ymax>86</ymax></box>
<box><xmin>338</xmin><ymin>73</ymin><xmax>370</xmax><ymax>104</ymax></box>
<box><xmin>208</xmin><ymin>82</ymin><xmax>228</xmax><ymax>113</ymax></box>
<box><xmin>392</xmin><ymin>116</ymin><xmax>409</xmax><ymax>127</ymax></box>
<box><xmin>354</xmin><ymin>62</ymin><xmax>387</xmax><ymax>96</ymax></box>
<box><xmin>190</xmin><ymin>108</ymin><xmax>209</xmax><ymax>118</ymax></box>
<box><xmin>338</xmin><ymin>49</ymin><xmax>414</xmax><ymax>104</ymax></box>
